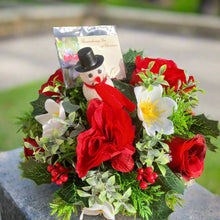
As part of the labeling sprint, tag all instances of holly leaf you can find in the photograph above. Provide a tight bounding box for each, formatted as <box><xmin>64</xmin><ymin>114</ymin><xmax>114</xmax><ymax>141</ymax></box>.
<box><xmin>112</xmin><ymin>79</ymin><xmax>136</xmax><ymax>105</ymax></box>
<box><xmin>30</xmin><ymin>94</ymin><xmax>56</xmax><ymax>116</ymax></box>
<box><xmin>56</xmin><ymin>179</ymin><xmax>88</xmax><ymax>206</ymax></box>
<box><xmin>19</xmin><ymin>158</ymin><xmax>51</xmax><ymax>185</ymax></box>
<box><xmin>62</xmin><ymin>97</ymin><xmax>80</xmax><ymax>114</ymax></box>
<box><xmin>157</xmin><ymin>165</ymin><xmax>185</xmax><ymax>194</ymax></box>
<box><xmin>149</xmin><ymin>193</ymin><xmax>173</xmax><ymax>220</ymax></box>
<box><xmin>190</xmin><ymin>114</ymin><xmax>220</xmax><ymax>138</ymax></box>
<box><xmin>123</xmin><ymin>49</ymin><xmax>143</xmax><ymax>83</ymax></box>
<box><xmin>204</xmin><ymin>137</ymin><xmax>218</xmax><ymax>152</ymax></box>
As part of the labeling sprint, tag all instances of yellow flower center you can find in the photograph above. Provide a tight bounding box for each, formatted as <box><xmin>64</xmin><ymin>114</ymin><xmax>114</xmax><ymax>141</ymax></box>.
<box><xmin>139</xmin><ymin>97</ymin><xmax>165</xmax><ymax>127</ymax></box>
<box><xmin>53</xmin><ymin>111</ymin><xmax>59</xmax><ymax>117</ymax></box>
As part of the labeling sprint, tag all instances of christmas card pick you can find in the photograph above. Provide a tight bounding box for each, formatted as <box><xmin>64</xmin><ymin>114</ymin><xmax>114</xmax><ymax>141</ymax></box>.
<box><xmin>53</xmin><ymin>25</ymin><xmax>126</xmax><ymax>88</ymax></box>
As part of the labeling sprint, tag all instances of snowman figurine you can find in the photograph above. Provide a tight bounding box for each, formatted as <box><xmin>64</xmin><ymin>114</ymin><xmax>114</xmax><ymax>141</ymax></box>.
<box><xmin>75</xmin><ymin>47</ymin><xmax>114</xmax><ymax>101</ymax></box>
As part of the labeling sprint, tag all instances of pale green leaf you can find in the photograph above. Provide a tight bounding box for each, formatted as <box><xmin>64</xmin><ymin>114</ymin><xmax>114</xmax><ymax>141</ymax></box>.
<box><xmin>158</xmin><ymin>164</ymin><xmax>166</xmax><ymax>176</ymax></box>
<box><xmin>77</xmin><ymin>190</ymin><xmax>91</xmax><ymax>197</ymax></box>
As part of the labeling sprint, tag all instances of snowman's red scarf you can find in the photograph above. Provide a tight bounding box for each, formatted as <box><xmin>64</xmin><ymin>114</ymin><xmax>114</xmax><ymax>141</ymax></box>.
<box><xmin>84</xmin><ymin>78</ymin><xmax>136</xmax><ymax>112</ymax></box>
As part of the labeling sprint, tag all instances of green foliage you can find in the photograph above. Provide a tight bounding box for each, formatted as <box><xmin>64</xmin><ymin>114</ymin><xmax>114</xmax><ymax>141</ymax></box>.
<box><xmin>138</xmin><ymin>63</ymin><xmax>169</xmax><ymax>90</ymax></box>
<box><xmin>135</xmin><ymin>132</ymin><xmax>171</xmax><ymax>175</ymax></box>
<box><xmin>190</xmin><ymin>114</ymin><xmax>220</xmax><ymax>152</ymax></box>
<box><xmin>17</xmin><ymin>111</ymin><xmax>42</xmax><ymax>138</ymax></box>
<box><xmin>50</xmin><ymin>195</ymin><xmax>78</xmax><ymax>220</ymax></box>
<box><xmin>56</xmin><ymin>178</ymin><xmax>87</xmax><ymax>206</ymax></box>
<box><xmin>66</xmin><ymin>86</ymin><xmax>89</xmax><ymax>127</ymax></box>
<box><xmin>30</xmin><ymin>94</ymin><xmax>56</xmax><ymax>116</ymax></box>
<box><xmin>19</xmin><ymin>158</ymin><xmax>51</xmax><ymax>185</ymax></box>
<box><xmin>190</xmin><ymin>114</ymin><xmax>220</xmax><ymax>138</ymax></box>
<box><xmin>123</xmin><ymin>49</ymin><xmax>143</xmax><ymax>83</ymax></box>
<box><xmin>168</xmin><ymin>99</ymin><xmax>194</xmax><ymax>136</ymax></box>
<box><xmin>166</xmin><ymin>190</ymin><xmax>185</xmax><ymax>211</ymax></box>
<box><xmin>115</xmin><ymin>171</ymin><xmax>164</xmax><ymax>220</ymax></box>
<box><xmin>112</xmin><ymin>79</ymin><xmax>136</xmax><ymax>105</ymax></box>
<box><xmin>149</xmin><ymin>193</ymin><xmax>172</xmax><ymax>220</ymax></box>
<box><xmin>62</xmin><ymin>97</ymin><xmax>80</xmax><ymax>114</ymax></box>
<box><xmin>156</xmin><ymin>165</ymin><xmax>185</xmax><ymax>194</ymax></box>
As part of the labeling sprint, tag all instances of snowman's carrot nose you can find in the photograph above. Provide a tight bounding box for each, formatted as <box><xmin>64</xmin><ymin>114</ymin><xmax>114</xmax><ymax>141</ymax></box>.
<box><xmin>94</xmin><ymin>76</ymin><xmax>101</xmax><ymax>83</ymax></box>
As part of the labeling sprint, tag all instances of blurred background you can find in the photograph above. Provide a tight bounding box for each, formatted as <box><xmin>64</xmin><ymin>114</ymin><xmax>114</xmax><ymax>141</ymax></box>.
<box><xmin>0</xmin><ymin>0</ymin><xmax>220</xmax><ymax>195</ymax></box>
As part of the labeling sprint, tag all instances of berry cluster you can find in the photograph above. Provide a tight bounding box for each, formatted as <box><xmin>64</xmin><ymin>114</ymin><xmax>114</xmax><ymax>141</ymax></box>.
<box><xmin>47</xmin><ymin>162</ymin><xmax>70</xmax><ymax>185</ymax></box>
<box><xmin>136</xmin><ymin>167</ymin><xmax>158</xmax><ymax>190</ymax></box>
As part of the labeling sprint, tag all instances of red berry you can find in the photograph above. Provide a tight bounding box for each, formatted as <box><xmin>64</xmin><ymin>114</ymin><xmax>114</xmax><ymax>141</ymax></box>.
<box><xmin>47</xmin><ymin>165</ymin><xmax>54</xmax><ymax>172</ymax></box>
<box><xmin>56</xmin><ymin>179</ymin><xmax>63</xmax><ymax>185</ymax></box>
<box><xmin>136</xmin><ymin>174</ymin><xmax>143</xmax><ymax>181</ymax></box>
<box><xmin>51</xmin><ymin>169</ymin><xmax>59</xmax><ymax>177</ymax></box>
<box><xmin>55</xmin><ymin>162</ymin><xmax>61</xmax><ymax>167</ymax></box>
<box><xmin>140</xmin><ymin>181</ymin><xmax>148</xmax><ymax>189</ymax></box>
<box><xmin>146</xmin><ymin>174</ymin><xmax>155</xmax><ymax>184</ymax></box>
<box><xmin>145</xmin><ymin>167</ymin><xmax>153</xmax><ymax>174</ymax></box>
<box><xmin>63</xmin><ymin>54</ymin><xmax>72</xmax><ymax>62</ymax></box>
<box><xmin>60</xmin><ymin>174</ymin><xmax>68</xmax><ymax>182</ymax></box>
<box><xmin>73</xmin><ymin>54</ymin><xmax>78</xmax><ymax>60</ymax></box>
<box><xmin>51</xmin><ymin>177</ymin><xmax>57</xmax><ymax>183</ymax></box>
<box><xmin>153</xmin><ymin>172</ymin><xmax>158</xmax><ymax>179</ymax></box>
<box><xmin>59</xmin><ymin>166</ymin><xmax>66</xmax><ymax>172</ymax></box>
<box><xmin>137</xmin><ymin>168</ymin><xmax>144</xmax><ymax>174</ymax></box>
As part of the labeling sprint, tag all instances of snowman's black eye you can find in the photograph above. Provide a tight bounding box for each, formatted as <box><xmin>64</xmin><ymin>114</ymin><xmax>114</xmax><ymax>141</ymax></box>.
<box><xmin>88</xmin><ymin>73</ymin><xmax>93</xmax><ymax>78</ymax></box>
<box><xmin>98</xmin><ymin>69</ymin><xmax>102</xmax><ymax>74</ymax></box>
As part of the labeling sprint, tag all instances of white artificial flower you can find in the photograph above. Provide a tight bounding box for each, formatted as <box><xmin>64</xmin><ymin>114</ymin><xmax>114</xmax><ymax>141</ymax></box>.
<box><xmin>35</xmin><ymin>99</ymin><xmax>66</xmax><ymax>138</ymax></box>
<box><xmin>134</xmin><ymin>85</ymin><xmax>177</xmax><ymax>136</ymax></box>
<box><xmin>80</xmin><ymin>201</ymin><xmax>115</xmax><ymax>220</ymax></box>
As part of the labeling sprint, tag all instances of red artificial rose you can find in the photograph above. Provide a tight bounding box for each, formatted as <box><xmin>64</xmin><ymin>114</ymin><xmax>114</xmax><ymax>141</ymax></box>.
<box><xmin>76</xmin><ymin>99</ymin><xmax>135</xmax><ymax>178</ymax></box>
<box><xmin>39</xmin><ymin>68</ymin><xmax>64</xmax><ymax>97</ymax></box>
<box><xmin>130</xmin><ymin>56</ymin><xmax>194</xmax><ymax>91</ymax></box>
<box><xmin>23</xmin><ymin>137</ymin><xmax>44</xmax><ymax>160</ymax></box>
<box><xmin>167</xmin><ymin>135</ymin><xmax>207</xmax><ymax>181</ymax></box>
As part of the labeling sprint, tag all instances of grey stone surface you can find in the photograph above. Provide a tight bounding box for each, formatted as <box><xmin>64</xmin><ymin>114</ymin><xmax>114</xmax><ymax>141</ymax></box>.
<box><xmin>1</xmin><ymin>148</ymin><xmax>220</xmax><ymax>220</ymax></box>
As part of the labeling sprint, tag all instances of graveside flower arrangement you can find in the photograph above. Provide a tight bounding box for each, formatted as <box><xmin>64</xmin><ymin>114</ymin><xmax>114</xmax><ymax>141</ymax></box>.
<box><xmin>18</xmin><ymin>50</ymin><xmax>220</xmax><ymax>220</ymax></box>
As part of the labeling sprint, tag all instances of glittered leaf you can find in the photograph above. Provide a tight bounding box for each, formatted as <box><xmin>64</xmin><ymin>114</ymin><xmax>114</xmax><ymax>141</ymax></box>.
<box><xmin>149</xmin><ymin>193</ymin><xmax>173</xmax><ymax>220</ymax></box>
<box><xmin>30</xmin><ymin>94</ymin><xmax>56</xmax><ymax>116</ymax></box>
<box><xmin>204</xmin><ymin>137</ymin><xmax>218</xmax><ymax>152</ymax></box>
<box><xmin>56</xmin><ymin>179</ymin><xmax>88</xmax><ymax>206</ymax></box>
<box><xmin>157</xmin><ymin>165</ymin><xmax>185</xmax><ymax>194</ymax></box>
<box><xmin>62</xmin><ymin>98</ymin><xmax>80</xmax><ymax>114</ymax></box>
<box><xmin>123</xmin><ymin>49</ymin><xmax>143</xmax><ymax>83</ymax></box>
<box><xmin>19</xmin><ymin>158</ymin><xmax>51</xmax><ymax>185</ymax></box>
<box><xmin>190</xmin><ymin>114</ymin><xmax>220</xmax><ymax>138</ymax></box>
<box><xmin>112</xmin><ymin>79</ymin><xmax>136</xmax><ymax>105</ymax></box>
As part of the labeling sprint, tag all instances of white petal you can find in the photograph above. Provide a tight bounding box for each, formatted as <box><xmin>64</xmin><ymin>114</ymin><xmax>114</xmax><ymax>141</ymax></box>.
<box><xmin>143</xmin><ymin>121</ymin><xmax>156</xmax><ymax>137</ymax></box>
<box><xmin>80</xmin><ymin>202</ymin><xmax>115</xmax><ymax>220</ymax></box>
<box><xmin>35</xmin><ymin>113</ymin><xmax>51</xmax><ymax>125</ymax></box>
<box><xmin>157</xmin><ymin>97</ymin><xmax>177</xmax><ymax>117</ymax></box>
<box><xmin>102</xmin><ymin>202</ymin><xmax>115</xmax><ymax>220</ymax></box>
<box><xmin>137</xmin><ymin>107</ymin><xmax>144</xmax><ymax>121</ymax></box>
<box><xmin>59</xmin><ymin>101</ymin><xmax>66</xmax><ymax>120</ymax></box>
<box><xmin>160</xmin><ymin>118</ymin><xmax>175</xmax><ymax>135</ymax></box>
<box><xmin>42</xmin><ymin>120</ymin><xmax>63</xmax><ymax>138</ymax></box>
<box><xmin>134</xmin><ymin>86</ymin><xmax>145</xmax><ymax>102</ymax></box>
<box><xmin>45</xmin><ymin>99</ymin><xmax>60</xmax><ymax>114</ymax></box>
<box><xmin>137</xmin><ymin>85</ymin><xmax>163</xmax><ymax>104</ymax></box>
<box><xmin>147</xmin><ymin>85</ymin><xmax>163</xmax><ymax>102</ymax></box>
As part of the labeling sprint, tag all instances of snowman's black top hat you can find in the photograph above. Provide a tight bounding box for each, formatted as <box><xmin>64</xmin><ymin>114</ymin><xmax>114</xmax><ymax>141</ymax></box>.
<box><xmin>75</xmin><ymin>47</ymin><xmax>104</xmax><ymax>72</ymax></box>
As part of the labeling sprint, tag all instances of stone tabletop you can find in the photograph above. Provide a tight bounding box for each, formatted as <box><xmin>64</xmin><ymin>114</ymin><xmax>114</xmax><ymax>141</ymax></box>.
<box><xmin>0</xmin><ymin>148</ymin><xmax>220</xmax><ymax>220</ymax></box>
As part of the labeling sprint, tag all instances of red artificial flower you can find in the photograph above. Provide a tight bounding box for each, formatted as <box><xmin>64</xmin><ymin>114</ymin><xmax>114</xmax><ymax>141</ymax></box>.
<box><xmin>167</xmin><ymin>135</ymin><xmax>207</xmax><ymax>181</ymax></box>
<box><xmin>76</xmin><ymin>99</ymin><xmax>135</xmax><ymax>178</ymax></box>
<box><xmin>130</xmin><ymin>56</ymin><xmax>194</xmax><ymax>91</ymax></box>
<box><xmin>23</xmin><ymin>137</ymin><xmax>44</xmax><ymax>160</ymax></box>
<box><xmin>39</xmin><ymin>68</ymin><xmax>64</xmax><ymax>97</ymax></box>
